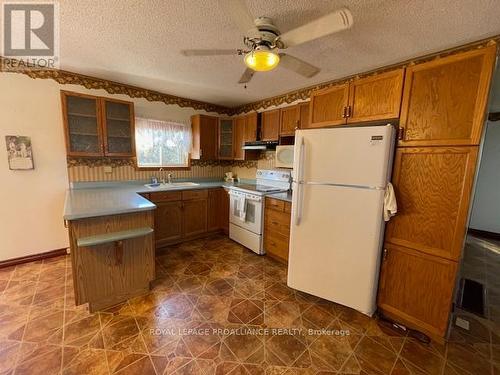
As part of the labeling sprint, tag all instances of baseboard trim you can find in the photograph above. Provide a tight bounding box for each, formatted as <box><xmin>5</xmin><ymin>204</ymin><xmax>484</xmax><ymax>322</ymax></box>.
<box><xmin>0</xmin><ymin>248</ymin><xmax>68</xmax><ymax>269</ymax></box>
<box><xmin>468</xmin><ymin>228</ymin><xmax>500</xmax><ymax>241</ymax></box>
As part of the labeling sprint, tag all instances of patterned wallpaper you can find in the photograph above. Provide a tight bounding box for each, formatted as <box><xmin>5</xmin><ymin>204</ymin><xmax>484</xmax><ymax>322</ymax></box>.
<box><xmin>67</xmin><ymin>152</ymin><xmax>277</xmax><ymax>182</ymax></box>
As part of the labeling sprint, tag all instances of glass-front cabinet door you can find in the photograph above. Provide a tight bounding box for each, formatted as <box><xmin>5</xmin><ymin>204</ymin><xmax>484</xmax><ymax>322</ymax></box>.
<box><xmin>218</xmin><ymin>119</ymin><xmax>233</xmax><ymax>159</ymax></box>
<box><xmin>61</xmin><ymin>91</ymin><xmax>135</xmax><ymax>158</ymax></box>
<box><xmin>62</xmin><ymin>92</ymin><xmax>103</xmax><ymax>156</ymax></box>
<box><xmin>102</xmin><ymin>99</ymin><xmax>135</xmax><ymax>157</ymax></box>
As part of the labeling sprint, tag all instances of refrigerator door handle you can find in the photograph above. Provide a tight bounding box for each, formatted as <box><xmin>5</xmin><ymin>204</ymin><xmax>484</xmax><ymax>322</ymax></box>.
<box><xmin>294</xmin><ymin>138</ymin><xmax>305</xmax><ymax>225</ymax></box>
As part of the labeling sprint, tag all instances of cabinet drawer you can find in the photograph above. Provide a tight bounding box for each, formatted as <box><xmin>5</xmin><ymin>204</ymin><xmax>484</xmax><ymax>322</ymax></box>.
<box><xmin>182</xmin><ymin>189</ymin><xmax>208</xmax><ymax>200</ymax></box>
<box><xmin>149</xmin><ymin>191</ymin><xmax>182</xmax><ymax>203</ymax></box>
<box><xmin>265</xmin><ymin>209</ymin><xmax>290</xmax><ymax>235</ymax></box>
<box><xmin>265</xmin><ymin>197</ymin><xmax>285</xmax><ymax>212</ymax></box>
<box><xmin>264</xmin><ymin>231</ymin><xmax>290</xmax><ymax>262</ymax></box>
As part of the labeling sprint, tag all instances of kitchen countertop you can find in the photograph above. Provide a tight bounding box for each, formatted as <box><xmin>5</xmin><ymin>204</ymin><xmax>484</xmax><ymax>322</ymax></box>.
<box><xmin>64</xmin><ymin>180</ymin><xmax>241</xmax><ymax>221</ymax></box>
<box><xmin>267</xmin><ymin>191</ymin><xmax>293</xmax><ymax>203</ymax></box>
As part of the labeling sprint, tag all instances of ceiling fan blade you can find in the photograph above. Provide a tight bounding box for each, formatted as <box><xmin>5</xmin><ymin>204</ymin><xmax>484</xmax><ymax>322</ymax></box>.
<box><xmin>218</xmin><ymin>0</ymin><xmax>260</xmax><ymax>37</ymax></box>
<box><xmin>279</xmin><ymin>8</ymin><xmax>353</xmax><ymax>48</ymax></box>
<box><xmin>238</xmin><ymin>68</ymin><xmax>255</xmax><ymax>84</ymax></box>
<box><xmin>181</xmin><ymin>49</ymin><xmax>241</xmax><ymax>56</ymax></box>
<box><xmin>279</xmin><ymin>54</ymin><xmax>320</xmax><ymax>78</ymax></box>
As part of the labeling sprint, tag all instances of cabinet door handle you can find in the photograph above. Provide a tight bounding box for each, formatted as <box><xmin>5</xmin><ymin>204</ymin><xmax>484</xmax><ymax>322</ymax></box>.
<box><xmin>295</xmin><ymin>119</ymin><xmax>300</xmax><ymax>130</ymax></box>
<box><xmin>342</xmin><ymin>107</ymin><xmax>347</xmax><ymax>118</ymax></box>
<box><xmin>200</xmin><ymin>148</ymin><xmax>203</xmax><ymax>157</ymax></box>
<box><xmin>383</xmin><ymin>248</ymin><xmax>388</xmax><ymax>261</ymax></box>
<box><xmin>397</xmin><ymin>127</ymin><xmax>405</xmax><ymax>141</ymax></box>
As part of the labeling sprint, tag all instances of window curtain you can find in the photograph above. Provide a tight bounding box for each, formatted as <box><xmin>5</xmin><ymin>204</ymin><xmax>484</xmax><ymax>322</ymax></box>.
<box><xmin>135</xmin><ymin>117</ymin><xmax>191</xmax><ymax>167</ymax></box>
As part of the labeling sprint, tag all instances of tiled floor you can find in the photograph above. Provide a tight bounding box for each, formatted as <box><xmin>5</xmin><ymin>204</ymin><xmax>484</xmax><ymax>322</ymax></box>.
<box><xmin>0</xmin><ymin>235</ymin><xmax>499</xmax><ymax>374</ymax></box>
<box><xmin>460</xmin><ymin>234</ymin><xmax>500</xmax><ymax>324</ymax></box>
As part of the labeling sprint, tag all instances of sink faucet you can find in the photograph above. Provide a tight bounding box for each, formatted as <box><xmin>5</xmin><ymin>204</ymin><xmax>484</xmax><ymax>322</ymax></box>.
<box><xmin>167</xmin><ymin>173</ymin><xmax>173</xmax><ymax>184</ymax></box>
<box><xmin>159</xmin><ymin>167</ymin><xmax>165</xmax><ymax>184</ymax></box>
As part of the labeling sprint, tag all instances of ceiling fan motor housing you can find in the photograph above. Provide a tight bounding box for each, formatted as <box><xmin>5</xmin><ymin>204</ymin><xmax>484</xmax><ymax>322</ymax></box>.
<box><xmin>252</xmin><ymin>17</ymin><xmax>280</xmax><ymax>46</ymax></box>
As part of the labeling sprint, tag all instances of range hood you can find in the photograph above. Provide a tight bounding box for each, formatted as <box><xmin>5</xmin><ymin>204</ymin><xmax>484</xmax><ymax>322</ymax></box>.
<box><xmin>242</xmin><ymin>140</ymin><xmax>278</xmax><ymax>150</ymax></box>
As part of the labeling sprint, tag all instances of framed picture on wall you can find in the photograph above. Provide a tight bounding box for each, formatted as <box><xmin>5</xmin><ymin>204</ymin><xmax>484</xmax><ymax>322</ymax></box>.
<box><xmin>6</xmin><ymin>135</ymin><xmax>34</xmax><ymax>170</ymax></box>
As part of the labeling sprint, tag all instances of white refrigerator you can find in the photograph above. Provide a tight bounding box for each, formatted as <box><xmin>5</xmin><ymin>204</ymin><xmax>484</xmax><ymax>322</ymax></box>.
<box><xmin>287</xmin><ymin>124</ymin><xmax>395</xmax><ymax>316</ymax></box>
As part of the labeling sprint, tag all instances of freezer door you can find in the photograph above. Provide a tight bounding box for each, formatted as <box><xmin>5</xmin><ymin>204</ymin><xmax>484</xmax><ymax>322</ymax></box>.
<box><xmin>288</xmin><ymin>182</ymin><xmax>386</xmax><ymax>316</ymax></box>
<box><xmin>293</xmin><ymin>125</ymin><xmax>395</xmax><ymax>188</ymax></box>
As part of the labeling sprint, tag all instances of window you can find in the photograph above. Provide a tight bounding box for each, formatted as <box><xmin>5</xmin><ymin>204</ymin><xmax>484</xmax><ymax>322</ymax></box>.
<box><xmin>135</xmin><ymin>117</ymin><xmax>191</xmax><ymax>168</ymax></box>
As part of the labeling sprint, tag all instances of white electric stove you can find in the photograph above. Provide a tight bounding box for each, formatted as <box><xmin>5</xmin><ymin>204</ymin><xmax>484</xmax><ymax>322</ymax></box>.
<box><xmin>226</xmin><ymin>170</ymin><xmax>291</xmax><ymax>254</ymax></box>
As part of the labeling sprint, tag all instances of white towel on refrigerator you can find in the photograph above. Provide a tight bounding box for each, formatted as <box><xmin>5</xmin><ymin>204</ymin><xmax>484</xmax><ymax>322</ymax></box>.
<box><xmin>384</xmin><ymin>182</ymin><xmax>397</xmax><ymax>222</ymax></box>
<box><xmin>236</xmin><ymin>195</ymin><xmax>247</xmax><ymax>221</ymax></box>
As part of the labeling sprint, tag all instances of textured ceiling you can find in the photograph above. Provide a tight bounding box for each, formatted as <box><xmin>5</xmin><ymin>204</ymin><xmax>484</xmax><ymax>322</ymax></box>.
<box><xmin>59</xmin><ymin>0</ymin><xmax>500</xmax><ymax>107</ymax></box>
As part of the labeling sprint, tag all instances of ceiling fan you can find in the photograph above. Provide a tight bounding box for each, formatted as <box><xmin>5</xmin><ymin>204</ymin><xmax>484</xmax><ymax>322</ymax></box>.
<box><xmin>181</xmin><ymin>0</ymin><xmax>353</xmax><ymax>84</ymax></box>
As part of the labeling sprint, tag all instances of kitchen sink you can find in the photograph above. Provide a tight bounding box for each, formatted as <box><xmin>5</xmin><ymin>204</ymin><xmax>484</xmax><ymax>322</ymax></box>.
<box><xmin>144</xmin><ymin>182</ymin><xmax>200</xmax><ymax>189</ymax></box>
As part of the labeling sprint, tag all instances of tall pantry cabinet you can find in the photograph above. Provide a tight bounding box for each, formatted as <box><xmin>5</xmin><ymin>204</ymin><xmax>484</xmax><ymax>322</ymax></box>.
<box><xmin>377</xmin><ymin>44</ymin><xmax>497</xmax><ymax>341</ymax></box>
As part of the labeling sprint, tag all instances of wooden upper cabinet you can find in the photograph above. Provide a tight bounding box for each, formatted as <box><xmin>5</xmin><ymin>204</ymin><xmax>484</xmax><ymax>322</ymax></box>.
<box><xmin>261</xmin><ymin>109</ymin><xmax>280</xmax><ymax>141</ymax></box>
<box><xmin>399</xmin><ymin>45</ymin><xmax>496</xmax><ymax>146</ymax></box>
<box><xmin>244</xmin><ymin>112</ymin><xmax>258</xmax><ymax>142</ymax></box>
<box><xmin>308</xmin><ymin>83</ymin><xmax>349</xmax><ymax>128</ymax></box>
<box><xmin>299</xmin><ymin>102</ymin><xmax>310</xmax><ymax>129</ymax></box>
<box><xmin>102</xmin><ymin>98</ymin><xmax>135</xmax><ymax>157</ymax></box>
<box><xmin>233</xmin><ymin>116</ymin><xmax>246</xmax><ymax>160</ymax></box>
<box><xmin>378</xmin><ymin>243</ymin><xmax>458</xmax><ymax>339</ymax></box>
<box><xmin>61</xmin><ymin>91</ymin><xmax>135</xmax><ymax>157</ymax></box>
<box><xmin>191</xmin><ymin>114</ymin><xmax>218</xmax><ymax>160</ymax></box>
<box><xmin>218</xmin><ymin>118</ymin><xmax>233</xmax><ymax>160</ymax></box>
<box><xmin>347</xmin><ymin>69</ymin><xmax>404</xmax><ymax>123</ymax></box>
<box><xmin>385</xmin><ymin>146</ymin><xmax>478</xmax><ymax>261</ymax></box>
<box><xmin>62</xmin><ymin>92</ymin><xmax>103</xmax><ymax>157</ymax></box>
<box><xmin>280</xmin><ymin>105</ymin><xmax>300</xmax><ymax>136</ymax></box>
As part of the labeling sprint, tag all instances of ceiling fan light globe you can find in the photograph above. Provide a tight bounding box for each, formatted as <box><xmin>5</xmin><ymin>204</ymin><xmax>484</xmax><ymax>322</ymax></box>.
<box><xmin>244</xmin><ymin>51</ymin><xmax>280</xmax><ymax>72</ymax></box>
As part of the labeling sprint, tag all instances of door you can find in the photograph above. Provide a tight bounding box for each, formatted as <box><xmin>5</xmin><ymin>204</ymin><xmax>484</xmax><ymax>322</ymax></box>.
<box><xmin>245</xmin><ymin>113</ymin><xmax>258</xmax><ymax>142</ymax></box>
<box><xmin>299</xmin><ymin>102</ymin><xmax>310</xmax><ymax>129</ymax></box>
<box><xmin>200</xmin><ymin>116</ymin><xmax>218</xmax><ymax>160</ymax></box>
<box><xmin>102</xmin><ymin>98</ymin><xmax>135</xmax><ymax>157</ymax></box>
<box><xmin>385</xmin><ymin>146</ymin><xmax>478</xmax><ymax>261</ymax></box>
<box><xmin>280</xmin><ymin>105</ymin><xmax>299</xmax><ymax>136</ymax></box>
<box><xmin>229</xmin><ymin>191</ymin><xmax>263</xmax><ymax>234</ymax></box>
<box><xmin>208</xmin><ymin>189</ymin><xmax>222</xmax><ymax>231</ymax></box>
<box><xmin>218</xmin><ymin>119</ymin><xmax>233</xmax><ymax>160</ymax></box>
<box><xmin>307</xmin><ymin>83</ymin><xmax>349</xmax><ymax>128</ymax></box>
<box><xmin>293</xmin><ymin>126</ymin><xmax>395</xmax><ymax>188</ymax></box>
<box><xmin>155</xmin><ymin>201</ymin><xmax>183</xmax><ymax>246</ymax></box>
<box><xmin>378</xmin><ymin>243</ymin><xmax>458</xmax><ymax>338</ymax></box>
<box><xmin>261</xmin><ymin>109</ymin><xmax>280</xmax><ymax>141</ymax></box>
<box><xmin>221</xmin><ymin>189</ymin><xmax>230</xmax><ymax>234</ymax></box>
<box><xmin>183</xmin><ymin>199</ymin><xmax>208</xmax><ymax>237</ymax></box>
<box><xmin>233</xmin><ymin>116</ymin><xmax>246</xmax><ymax>160</ymax></box>
<box><xmin>398</xmin><ymin>45</ymin><xmax>496</xmax><ymax>146</ymax></box>
<box><xmin>288</xmin><ymin>182</ymin><xmax>386</xmax><ymax>316</ymax></box>
<box><xmin>347</xmin><ymin>69</ymin><xmax>404</xmax><ymax>123</ymax></box>
<box><xmin>61</xmin><ymin>91</ymin><xmax>104</xmax><ymax>157</ymax></box>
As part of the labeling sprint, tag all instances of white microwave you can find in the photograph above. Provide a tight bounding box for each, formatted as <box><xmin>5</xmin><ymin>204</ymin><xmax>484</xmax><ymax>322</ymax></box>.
<box><xmin>275</xmin><ymin>145</ymin><xmax>294</xmax><ymax>169</ymax></box>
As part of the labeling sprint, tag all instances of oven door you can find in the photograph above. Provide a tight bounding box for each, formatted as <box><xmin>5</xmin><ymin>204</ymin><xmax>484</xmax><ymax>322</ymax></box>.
<box><xmin>229</xmin><ymin>190</ymin><xmax>263</xmax><ymax>234</ymax></box>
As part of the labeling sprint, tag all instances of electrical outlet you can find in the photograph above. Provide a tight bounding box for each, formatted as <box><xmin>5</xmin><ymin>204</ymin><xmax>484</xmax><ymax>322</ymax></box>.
<box><xmin>104</xmin><ymin>166</ymin><xmax>113</xmax><ymax>174</ymax></box>
<box><xmin>456</xmin><ymin>317</ymin><xmax>470</xmax><ymax>330</ymax></box>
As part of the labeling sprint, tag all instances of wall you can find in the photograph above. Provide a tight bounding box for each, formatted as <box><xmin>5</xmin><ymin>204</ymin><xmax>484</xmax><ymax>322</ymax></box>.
<box><xmin>0</xmin><ymin>73</ymin><xmax>69</xmax><ymax>261</ymax></box>
<box><xmin>0</xmin><ymin>72</ymin><xmax>224</xmax><ymax>261</ymax></box>
<box><xmin>231</xmin><ymin>152</ymin><xmax>276</xmax><ymax>180</ymax></box>
<box><xmin>469</xmin><ymin>121</ymin><xmax>500</xmax><ymax>234</ymax></box>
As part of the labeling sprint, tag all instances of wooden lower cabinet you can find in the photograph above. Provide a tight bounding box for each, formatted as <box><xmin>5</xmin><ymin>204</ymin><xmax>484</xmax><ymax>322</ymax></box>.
<box><xmin>67</xmin><ymin>211</ymin><xmax>155</xmax><ymax>312</ymax></box>
<box><xmin>378</xmin><ymin>243</ymin><xmax>458</xmax><ymax>341</ymax></box>
<box><xmin>183</xmin><ymin>199</ymin><xmax>208</xmax><ymax>237</ymax></box>
<box><xmin>150</xmin><ymin>188</ymin><xmax>228</xmax><ymax>247</ymax></box>
<box><xmin>155</xmin><ymin>201</ymin><xmax>183</xmax><ymax>246</ymax></box>
<box><xmin>263</xmin><ymin>197</ymin><xmax>291</xmax><ymax>263</ymax></box>
<box><xmin>208</xmin><ymin>188</ymin><xmax>229</xmax><ymax>233</ymax></box>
